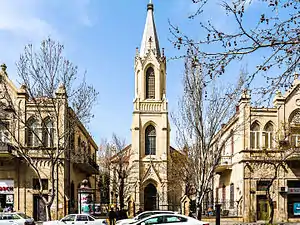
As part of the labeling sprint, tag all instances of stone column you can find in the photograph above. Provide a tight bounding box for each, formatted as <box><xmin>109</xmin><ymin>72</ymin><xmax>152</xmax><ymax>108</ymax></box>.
<box><xmin>244</xmin><ymin>178</ymin><xmax>251</xmax><ymax>222</ymax></box>
<box><xmin>160</xmin><ymin>181</ymin><xmax>168</xmax><ymax>210</ymax></box>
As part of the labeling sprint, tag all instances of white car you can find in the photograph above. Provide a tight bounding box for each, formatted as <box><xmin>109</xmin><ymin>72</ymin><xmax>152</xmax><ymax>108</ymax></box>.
<box><xmin>130</xmin><ymin>213</ymin><xmax>209</xmax><ymax>225</ymax></box>
<box><xmin>0</xmin><ymin>212</ymin><xmax>35</xmax><ymax>225</ymax></box>
<box><xmin>43</xmin><ymin>214</ymin><xmax>107</xmax><ymax>225</ymax></box>
<box><xmin>116</xmin><ymin>211</ymin><xmax>175</xmax><ymax>225</ymax></box>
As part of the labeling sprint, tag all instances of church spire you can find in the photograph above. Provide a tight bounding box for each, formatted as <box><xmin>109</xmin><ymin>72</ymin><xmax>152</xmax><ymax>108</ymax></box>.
<box><xmin>140</xmin><ymin>0</ymin><xmax>160</xmax><ymax>57</ymax></box>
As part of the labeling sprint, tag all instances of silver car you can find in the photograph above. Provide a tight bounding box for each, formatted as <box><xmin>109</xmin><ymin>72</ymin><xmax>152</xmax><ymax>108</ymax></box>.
<box><xmin>116</xmin><ymin>211</ymin><xmax>176</xmax><ymax>225</ymax></box>
<box><xmin>43</xmin><ymin>214</ymin><xmax>107</xmax><ymax>225</ymax></box>
<box><xmin>131</xmin><ymin>213</ymin><xmax>209</xmax><ymax>225</ymax></box>
<box><xmin>0</xmin><ymin>212</ymin><xmax>35</xmax><ymax>225</ymax></box>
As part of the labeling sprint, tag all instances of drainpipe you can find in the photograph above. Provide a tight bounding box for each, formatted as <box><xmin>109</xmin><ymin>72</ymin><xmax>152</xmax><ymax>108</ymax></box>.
<box><xmin>17</xmin><ymin>160</ymin><xmax>20</xmax><ymax>211</ymax></box>
<box><xmin>56</xmin><ymin>163</ymin><xmax>59</xmax><ymax>220</ymax></box>
<box><xmin>24</xmin><ymin>166</ymin><xmax>27</xmax><ymax>215</ymax></box>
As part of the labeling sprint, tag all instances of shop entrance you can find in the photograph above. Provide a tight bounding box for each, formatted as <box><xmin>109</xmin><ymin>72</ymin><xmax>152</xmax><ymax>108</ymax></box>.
<box><xmin>0</xmin><ymin>180</ymin><xmax>14</xmax><ymax>211</ymax></box>
<box><xmin>33</xmin><ymin>195</ymin><xmax>47</xmax><ymax>221</ymax></box>
<box><xmin>257</xmin><ymin>195</ymin><xmax>270</xmax><ymax>221</ymax></box>
<box><xmin>0</xmin><ymin>195</ymin><xmax>5</xmax><ymax>208</ymax></box>
<box><xmin>0</xmin><ymin>194</ymin><xmax>13</xmax><ymax>210</ymax></box>
<box><xmin>287</xmin><ymin>180</ymin><xmax>300</xmax><ymax>218</ymax></box>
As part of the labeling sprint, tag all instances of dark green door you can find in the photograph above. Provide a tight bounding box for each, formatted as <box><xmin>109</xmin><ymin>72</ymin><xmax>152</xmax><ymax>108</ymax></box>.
<box><xmin>257</xmin><ymin>195</ymin><xmax>270</xmax><ymax>221</ymax></box>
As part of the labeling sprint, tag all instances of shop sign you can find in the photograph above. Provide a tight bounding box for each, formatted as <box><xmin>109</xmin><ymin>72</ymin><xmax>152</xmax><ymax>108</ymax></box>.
<box><xmin>0</xmin><ymin>180</ymin><xmax>14</xmax><ymax>194</ymax></box>
<box><xmin>288</xmin><ymin>188</ymin><xmax>300</xmax><ymax>194</ymax></box>
<box><xmin>294</xmin><ymin>203</ymin><xmax>300</xmax><ymax>216</ymax></box>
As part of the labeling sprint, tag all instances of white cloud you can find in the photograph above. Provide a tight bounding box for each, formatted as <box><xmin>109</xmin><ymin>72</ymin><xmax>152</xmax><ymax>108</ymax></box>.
<box><xmin>0</xmin><ymin>0</ymin><xmax>95</xmax><ymax>80</ymax></box>
<box><xmin>0</xmin><ymin>0</ymin><xmax>57</xmax><ymax>40</ymax></box>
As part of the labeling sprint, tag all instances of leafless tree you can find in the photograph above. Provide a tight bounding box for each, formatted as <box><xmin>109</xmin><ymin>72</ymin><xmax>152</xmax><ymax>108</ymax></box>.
<box><xmin>98</xmin><ymin>138</ymin><xmax>112</xmax><ymax>205</ymax></box>
<box><xmin>100</xmin><ymin>133</ymin><xmax>134</xmax><ymax>209</ymax></box>
<box><xmin>0</xmin><ymin>38</ymin><xmax>98</xmax><ymax>220</ymax></box>
<box><xmin>172</xmin><ymin>56</ymin><xmax>245</xmax><ymax>219</ymax></box>
<box><xmin>170</xmin><ymin>0</ymin><xmax>300</xmax><ymax>101</ymax></box>
<box><xmin>168</xmin><ymin>149</ymin><xmax>190</xmax><ymax>194</ymax></box>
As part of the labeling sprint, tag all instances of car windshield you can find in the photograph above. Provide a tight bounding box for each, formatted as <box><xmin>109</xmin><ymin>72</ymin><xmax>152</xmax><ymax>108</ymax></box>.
<box><xmin>138</xmin><ymin>213</ymin><xmax>152</xmax><ymax>220</ymax></box>
<box><xmin>17</xmin><ymin>213</ymin><xmax>30</xmax><ymax>219</ymax></box>
<box><xmin>62</xmin><ymin>215</ymin><xmax>76</xmax><ymax>221</ymax></box>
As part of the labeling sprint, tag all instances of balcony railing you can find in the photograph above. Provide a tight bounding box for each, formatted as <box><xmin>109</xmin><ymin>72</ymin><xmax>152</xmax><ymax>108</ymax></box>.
<box><xmin>220</xmin><ymin>156</ymin><xmax>232</xmax><ymax>165</ymax></box>
<box><xmin>0</xmin><ymin>142</ymin><xmax>15</xmax><ymax>158</ymax></box>
<box><xmin>285</xmin><ymin>148</ymin><xmax>300</xmax><ymax>161</ymax></box>
<box><xmin>133</xmin><ymin>100</ymin><xmax>168</xmax><ymax>112</ymax></box>
<box><xmin>72</xmin><ymin>152</ymin><xmax>99</xmax><ymax>175</ymax></box>
<box><xmin>215</xmin><ymin>155</ymin><xmax>232</xmax><ymax>173</ymax></box>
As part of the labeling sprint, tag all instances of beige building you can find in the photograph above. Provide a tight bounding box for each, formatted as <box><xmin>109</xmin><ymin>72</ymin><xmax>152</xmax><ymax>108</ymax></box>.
<box><xmin>109</xmin><ymin>1</ymin><xmax>183</xmax><ymax>213</ymax></box>
<box><xmin>213</xmin><ymin>78</ymin><xmax>300</xmax><ymax>223</ymax></box>
<box><xmin>0</xmin><ymin>64</ymin><xmax>98</xmax><ymax>220</ymax></box>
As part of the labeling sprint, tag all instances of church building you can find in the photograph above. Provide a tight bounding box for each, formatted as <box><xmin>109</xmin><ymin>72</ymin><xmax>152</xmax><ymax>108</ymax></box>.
<box><xmin>109</xmin><ymin>1</ymin><xmax>183</xmax><ymax>213</ymax></box>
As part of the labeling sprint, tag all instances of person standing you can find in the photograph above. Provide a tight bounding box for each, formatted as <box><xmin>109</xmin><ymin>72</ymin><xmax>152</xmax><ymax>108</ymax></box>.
<box><xmin>119</xmin><ymin>208</ymin><xmax>128</xmax><ymax>220</ymax></box>
<box><xmin>108</xmin><ymin>207</ymin><xmax>117</xmax><ymax>225</ymax></box>
<box><xmin>116</xmin><ymin>208</ymin><xmax>120</xmax><ymax>221</ymax></box>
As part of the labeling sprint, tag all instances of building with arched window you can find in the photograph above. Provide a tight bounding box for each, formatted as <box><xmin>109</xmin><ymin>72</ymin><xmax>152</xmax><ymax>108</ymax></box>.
<box><xmin>0</xmin><ymin>64</ymin><xmax>98</xmax><ymax>221</ymax></box>
<box><xmin>213</xmin><ymin>80</ymin><xmax>300</xmax><ymax>223</ymax></box>
<box><xmin>109</xmin><ymin>1</ymin><xmax>184</xmax><ymax>213</ymax></box>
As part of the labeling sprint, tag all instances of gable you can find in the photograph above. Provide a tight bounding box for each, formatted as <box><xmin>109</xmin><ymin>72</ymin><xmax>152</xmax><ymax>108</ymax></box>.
<box><xmin>141</xmin><ymin>163</ymin><xmax>161</xmax><ymax>184</ymax></box>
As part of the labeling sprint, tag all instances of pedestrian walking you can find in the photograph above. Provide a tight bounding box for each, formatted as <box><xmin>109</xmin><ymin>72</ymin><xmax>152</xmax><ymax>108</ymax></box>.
<box><xmin>108</xmin><ymin>207</ymin><xmax>117</xmax><ymax>225</ymax></box>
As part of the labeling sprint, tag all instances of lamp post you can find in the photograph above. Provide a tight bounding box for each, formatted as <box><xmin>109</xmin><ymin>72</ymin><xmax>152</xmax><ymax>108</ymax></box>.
<box><xmin>215</xmin><ymin>204</ymin><xmax>221</xmax><ymax>225</ymax></box>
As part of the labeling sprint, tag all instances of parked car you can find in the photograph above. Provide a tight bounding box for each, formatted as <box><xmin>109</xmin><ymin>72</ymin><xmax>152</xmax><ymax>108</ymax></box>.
<box><xmin>43</xmin><ymin>214</ymin><xmax>107</xmax><ymax>225</ymax></box>
<box><xmin>116</xmin><ymin>211</ymin><xmax>176</xmax><ymax>225</ymax></box>
<box><xmin>0</xmin><ymin>212</ymin><xmax>35</xmax><ymax>225</ymax></box>
<box><xmin>130</xmin><ymin>213</ymin><xmax>209</xmax><ymax>225</ymax></box>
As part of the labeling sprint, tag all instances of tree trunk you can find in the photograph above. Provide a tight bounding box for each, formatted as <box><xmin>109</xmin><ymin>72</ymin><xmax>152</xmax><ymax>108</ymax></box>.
<box><xmin>119</xmin><ymin>178</ymin><xmax>125</xmax><ymax>209</ymax></box>
<box><xmin>266</xmin><ymin>188</ymin><xmax>274</xmax><ymax>224</ymax></box>
<box><xmin>197</xmin><ymin>204</ymin><xmax>202</xmax><ymax>220</ymax></box>
<box><xmin>196</xmin><ymin>192</ymin><xmax>205</xmax><ymax>220</ymax></box>
<box><xmin>45</xmin><ymin>204</ymin><xmax>51</xmax><ymax>221</ymax></box>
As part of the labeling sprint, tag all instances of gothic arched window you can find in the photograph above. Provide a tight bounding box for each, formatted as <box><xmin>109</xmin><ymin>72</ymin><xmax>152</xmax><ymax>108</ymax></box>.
<box><xmin>27</xmin><ymin>118</ymin><xmax>39</xmax><ymax>147</ymax></box>
<box><xmin>146</xmin><ymin>67</ymin><xmax>155</xmax><ymax>99</ymax></box>
<box><xmin>264</xmin><ymin>122</ymin><xmax>274</xmax><ymax>149</ymax></box>
<box><xmin>289</xmin><ymin>110</ymin><xmax>300</xmax><ymax>147</ymax></box>
<box><xmin>145</xmin><ymin>125</ymin><xmax>156</xmax><ymax>155</ymax></box>
<box><xmin>43</xmin><ymin>118</ymin><xmax>54</xmax><ymax>147</ymax></box>
<box><xmin>250</xmin><ymin>121</ymin><xmax>261</xmax><ymax>149</ymax></box>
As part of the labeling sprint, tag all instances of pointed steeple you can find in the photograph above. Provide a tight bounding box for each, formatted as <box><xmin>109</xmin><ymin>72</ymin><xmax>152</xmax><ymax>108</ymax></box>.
<box><xmin>140</xmin><ymin>0</ymin><xmax>160</xmax><ymax>57</ymax></box>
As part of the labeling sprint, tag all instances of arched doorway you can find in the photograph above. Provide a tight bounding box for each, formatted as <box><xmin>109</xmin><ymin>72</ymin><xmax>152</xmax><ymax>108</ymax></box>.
<box><xmin>144</xmin><ymin>183</ymin><xmax>157</xmax><ymax>210</ymax></box>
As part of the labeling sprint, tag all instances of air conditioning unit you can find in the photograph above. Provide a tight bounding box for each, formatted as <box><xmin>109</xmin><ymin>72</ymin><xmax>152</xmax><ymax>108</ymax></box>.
<box><xmin>279</xmin><ymin>186</ymin><xmax>288</xmax><ymax>193</ymax></box>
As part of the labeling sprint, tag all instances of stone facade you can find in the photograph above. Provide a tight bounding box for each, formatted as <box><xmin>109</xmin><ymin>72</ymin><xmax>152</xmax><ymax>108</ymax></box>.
<box><xmin>213</xmin><ymin>79</ymin><xmax>300</xmax><ymax>223</ymax></box>
<box><xmin>0</xmin><ymin>64</ymin><xmax>98</xmax><ymax>220</ymax></box>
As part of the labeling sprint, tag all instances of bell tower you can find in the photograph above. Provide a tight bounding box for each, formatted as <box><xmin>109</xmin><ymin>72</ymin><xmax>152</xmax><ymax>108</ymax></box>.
<box><xmin>129</xmin><ymin>0</ymin><xmax>170</xmax><ymax>210</ymax></box>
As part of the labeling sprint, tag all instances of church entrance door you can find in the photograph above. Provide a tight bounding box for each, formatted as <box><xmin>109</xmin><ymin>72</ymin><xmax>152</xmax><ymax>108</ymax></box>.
<box><xmin>144</xmin><ymin>183</ymin><xmax>157</xmax><ymax>210</ymax></box>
